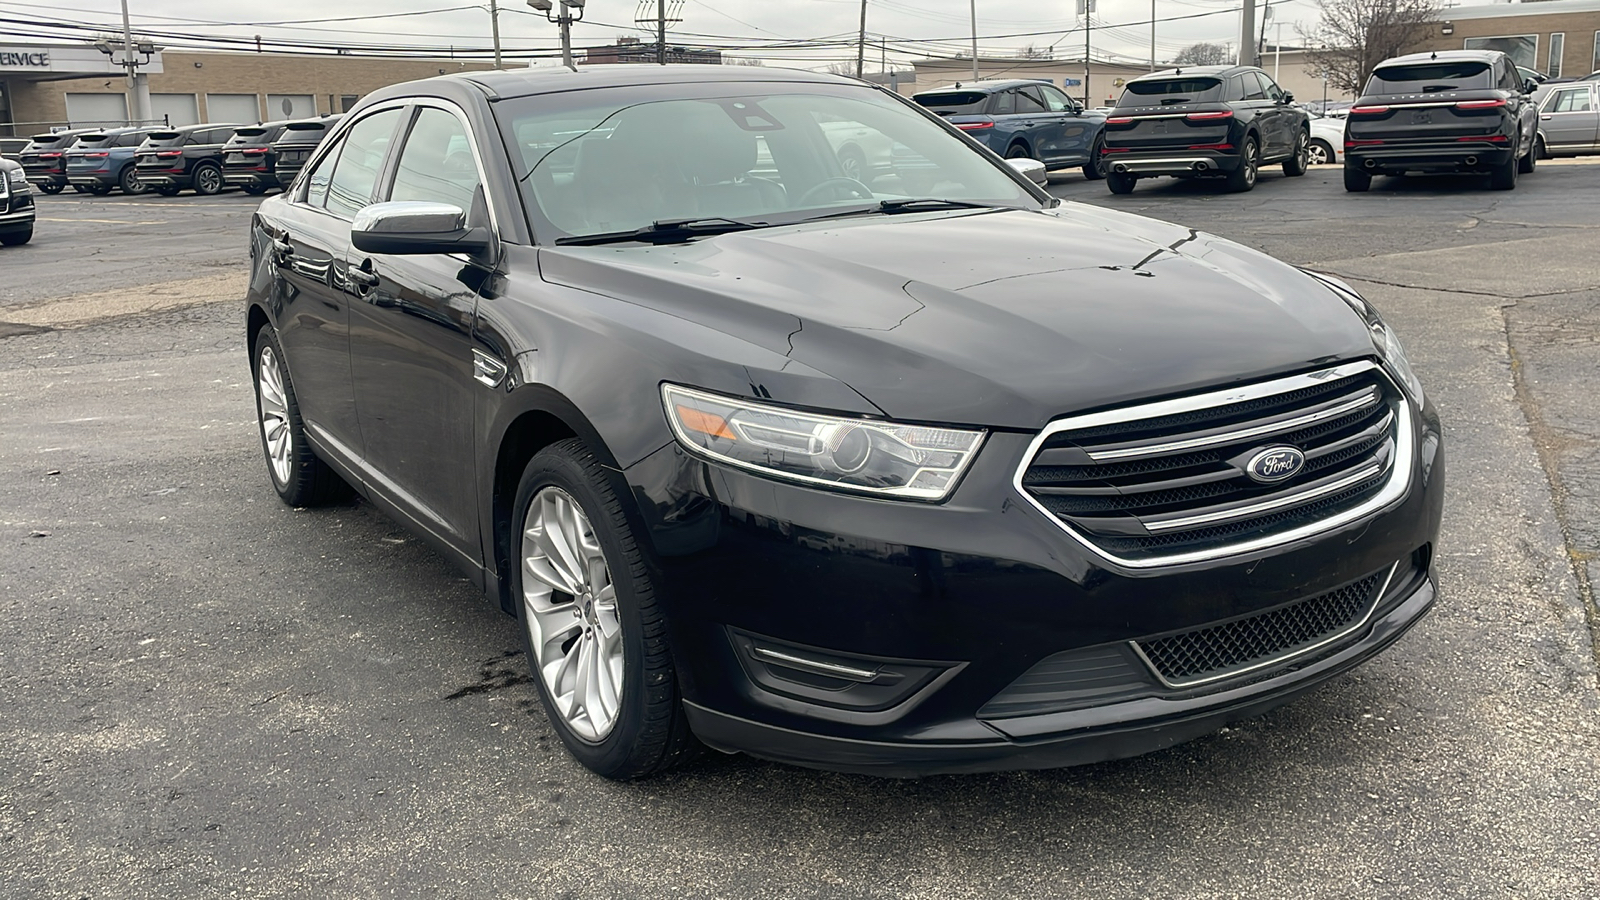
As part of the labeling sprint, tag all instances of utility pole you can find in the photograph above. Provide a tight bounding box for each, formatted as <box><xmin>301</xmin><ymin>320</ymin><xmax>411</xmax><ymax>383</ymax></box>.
<box><xmin>490</xmin><ymin>0</ymin><xmax>502</xmax><ymax>69</ymax></box>
<box><xmin>1274</xmin><ymin>22</ymin><xmax>1283</xmax><ymax>80</ymax></box>
<box><xmin>530</xmin><ymin>1</ymin><xmax>584</xmax><ymax>70</ymax></box>
<box><xmin>117</xmin><ymin>0</ymin><xmax>151</xmax><ymax>124</ymax></box>
<box><xmin>1238</xmin><ymin>0</ymin><xmax>1256</xmax><ymax>67</ymax></box>
<box><xmin>1081</xmin><ymin>0</ymin><xmax>1093</xmax><ymax>107</ymax></box>
<box><xmin>1150</xmin><ymin>0</ymin><xmax>1156</xmax><ymax>71</ymax></box>
<box><xmin>856</xmin><ymin>0</ymin><xmax>867</xmax><ymax>79</ymax></box>
<box><xmin>658</xmin><ymin>0</ymin><xmax>667</xmax><ymax>65</ymax></box>
<box><xmin>969</xmin><ymin>0</ymin><xmax>979</xmax><ymax>81</ymax></box>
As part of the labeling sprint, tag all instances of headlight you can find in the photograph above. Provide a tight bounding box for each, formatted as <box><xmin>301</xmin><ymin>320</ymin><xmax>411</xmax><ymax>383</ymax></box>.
<box><xmin>662</xmin><ymin>384</ymin><xmax>985</xmax><ymax>501</ymax></box>
<box><xmin>5</xmin><ymin>168</ymin><xmax>25</xmax><ymax>188</ymax></box>
<box><xmin>1303</xmin><ymin>270</ymin><xmax>1425</xmax><ymax>406</ymax></box>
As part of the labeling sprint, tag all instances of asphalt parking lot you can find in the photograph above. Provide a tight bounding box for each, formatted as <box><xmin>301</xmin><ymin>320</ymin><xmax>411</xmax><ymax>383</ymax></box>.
<box><xmin>3</xmin><ymin>165</ymin><xmax>1599</xmax><ymax>898</ymax></box>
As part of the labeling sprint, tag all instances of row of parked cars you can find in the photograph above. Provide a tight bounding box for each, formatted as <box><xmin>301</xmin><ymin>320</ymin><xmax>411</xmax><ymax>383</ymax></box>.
<box><xmin>913</xmin><ymin>49</ymin><xmax>1596</xmax><ymax>196</ymax></box>
<box><xmin>14</xmin><ymin>116</ymin><xmax>340</xmax><ymax>198</ymax></box>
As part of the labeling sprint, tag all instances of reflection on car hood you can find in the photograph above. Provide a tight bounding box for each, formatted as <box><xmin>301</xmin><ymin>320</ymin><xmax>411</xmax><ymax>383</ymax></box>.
<box><xmin>539</xmin><ymin>204</ymin><xmax>1373</xmax><ymax>428</ymax></box>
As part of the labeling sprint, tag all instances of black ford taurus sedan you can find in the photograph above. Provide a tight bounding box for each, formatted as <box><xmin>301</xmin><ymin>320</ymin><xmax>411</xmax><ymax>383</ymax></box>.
<box><xmin>246</xmin><ymin>65</ymin><xmax>1443</xmax><ymax>780</ymax></box>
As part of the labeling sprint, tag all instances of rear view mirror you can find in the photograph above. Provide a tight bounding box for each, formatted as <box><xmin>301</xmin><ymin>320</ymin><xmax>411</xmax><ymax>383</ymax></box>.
<box><xmin>1005</xmin><ymin>157</ymin><xmax>1048</xmax><ymax>185</ymax></box>
<box><xmin>1524</xmin><ymin>79</ymin><xmax>1539</xmax><ymax>94</ymax></box>
<box><xmin>351</xmin><ymin>201</ymin><xmax>491</xmax><ymax>255</ymax></box>
<box><xmin>1283</xmin><ymin>91</ymin><xmax>1295</xmax><ymax>104</ymax></box>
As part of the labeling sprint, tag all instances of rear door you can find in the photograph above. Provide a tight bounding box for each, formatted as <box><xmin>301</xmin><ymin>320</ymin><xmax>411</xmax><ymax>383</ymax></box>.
<box><xmin>345</xmin><ymin>103</ymin><xmax>490</xmax><ymax>557</ymax></box>
<box><xmin>1539</xmin><ymin>84</ymin><xmax>1598</xmax><ymax>150</ymax></box>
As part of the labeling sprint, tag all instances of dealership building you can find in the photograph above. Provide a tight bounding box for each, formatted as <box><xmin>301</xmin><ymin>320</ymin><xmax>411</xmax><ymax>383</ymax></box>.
<box><xmin>0</xmin><ymin>43</ymin><xmax>495</xmax><ymax>136</ymax></box>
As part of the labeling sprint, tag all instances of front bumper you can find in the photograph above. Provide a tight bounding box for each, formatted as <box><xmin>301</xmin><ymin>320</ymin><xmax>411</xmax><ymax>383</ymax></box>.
<box><xmin>1347</xmin><ymin>141</ymin><xmax>1514</xmax><ymax>173</ymax></box>
<box><xmin>626</xmin><ymin>399</ymin><xmax>1446</xmax><ymax>775</ymax></box>
<box><xmin>0</xmin><ymin>189</ymin><xmax>35</xmax><ymax>229</ymax></box>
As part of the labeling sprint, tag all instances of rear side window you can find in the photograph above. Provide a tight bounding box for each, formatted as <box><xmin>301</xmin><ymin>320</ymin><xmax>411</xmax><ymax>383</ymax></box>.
<box><xmin>1549</xmin><ymin>88</ymin><xmax>1593</xmax><ymax>112</ymax></box>
<box><xmin>914</xmin><ymin>91</ymin><xmax>990</xmax><ymax>116</ymax></box>
<box><xmin>278</xmin><ymin>123</ymin><xmax>330</xmax><ymax>145</ymax></box>
<box><xmin>74</xmin><ymin>135</ymin><xmax>112</xmax><ymax>149</ymax></box>
<box><xmin>1118</xmin><ymin>78</ymin><xmax>1223</xmax><ymax>106</ymax></box>
<box><xmin>116</xmin><ymin>132</ymin><xmax>147</xmax><ymax>147</ymax></box>
<box><xmin>1366</xmin><ymin>62</ymin><xmax>1494</xmax><ymax>94</ymax></box>
<box><xmin>991</xmin><ymin>91</ymin><xmax>1016</xmax><ymax>115</ymax></box>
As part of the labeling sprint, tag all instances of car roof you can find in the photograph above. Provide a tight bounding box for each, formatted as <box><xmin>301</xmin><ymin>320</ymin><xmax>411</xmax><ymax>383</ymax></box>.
<box><xmin>1380</xmin><ymin>49</ymin><xmax>1503</xmax><ymax>66</ymax></box>
<box><xmin>913</xmin><ymin>79</ymin><xmax>1059</xmax><ymax>96</ymax></box>
<box><xmin>453</xmin><ymin>63</ymin><xmax>851</xmax><ymax>102</ymax></box>
<box><xmin>1128</xmin><ymin>65</ymin><xmax>1257</xmax><ymax>83</ymax></box>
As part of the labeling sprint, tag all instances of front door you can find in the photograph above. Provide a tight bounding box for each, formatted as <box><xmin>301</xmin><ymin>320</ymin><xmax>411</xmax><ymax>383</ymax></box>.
<box><xmin>1541</xmin><ymin>85</ymin><xmax>1600</xmax><ymax>150</ymax></box>
<box><xmin>345</xmin><ymin>104</ymin><xmax>490</xmax><ymax>557</ymax></box>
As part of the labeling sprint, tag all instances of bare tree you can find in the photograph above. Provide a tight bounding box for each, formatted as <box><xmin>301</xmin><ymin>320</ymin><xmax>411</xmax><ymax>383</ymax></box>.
<box><xmin>727</xmin><ymin>57</ymin><xmax>765</xmax><ymax>66</ymax></box>
<box><xmin>823</xmin><ymin>61</ymin><xmax>858</xmax><ymax>76</ymax></box>
<box><xmin>1300</xmin><ymin>0</ymin><xmax>1437</xmax><ymax>95</ymax></box>
<box><xmin>1172</xmin><ymin>42</ymin><xmax>1233</xmax><ymax>67</ymax></box>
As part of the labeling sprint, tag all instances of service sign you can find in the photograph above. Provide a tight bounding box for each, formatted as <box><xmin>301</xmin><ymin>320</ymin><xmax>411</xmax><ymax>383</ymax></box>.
<box><xmin>0</xmin><ymin>49</ymin><xmax>51</xmax><ymax>69</ymax></box>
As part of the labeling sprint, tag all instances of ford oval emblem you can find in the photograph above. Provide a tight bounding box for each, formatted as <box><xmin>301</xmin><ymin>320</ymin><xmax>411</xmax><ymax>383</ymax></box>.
<box><xmin>1245</xmin><ymin>446</ymin><xmax>1306</xmax><ymax>484</ymax></box>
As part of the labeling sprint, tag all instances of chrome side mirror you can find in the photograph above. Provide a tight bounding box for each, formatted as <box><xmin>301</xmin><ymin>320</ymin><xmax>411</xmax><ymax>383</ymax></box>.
<box><xmin>351</xmin><ymin>201</ymin><xmax>491</xmax><ymax>255</ymax></box>
<box><xmin>1005</xmin><ymin>157</ymin><xmax>1048</xmax><ymax>186</ymax></box>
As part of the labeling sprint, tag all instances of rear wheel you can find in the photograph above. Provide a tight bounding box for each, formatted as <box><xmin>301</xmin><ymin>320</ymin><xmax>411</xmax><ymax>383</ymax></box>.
<box><xmin>1490</xmin><ymin>144</ymin><xmax>1519</xmax><ymax>190</ymax></box>
<box><xmin>1282</xmin><ymin>130</ymin><xmax>1309</xmax><ymax>176</ymax></box>
<box><xmin>1225</xmin><ymin>137</ymin><xmax>1258</xmax><ymax>192</ymax></box>
<box><xmin>1082</xmin><ymin>136</ymin><xmax>1106</xmax><ymax>180</ymax></box>
<box><xmin>38</xmin><ymin>183</ymin><xmax>64</xmax><ymax>195</ymax></box>
<box><xmin>1005</xmin><ymin>142</ymin><xmax>1031</xmax><ymax>159</ymax></box>
<box><xmin>1343</xmin><ymin>165</ymin><xmax>1371</xmax><ymax>192</ymax></box>
<box><xmin>193</xmin><ymin>163</ymin><xmax>225</xmax><ymax>196</ymax></box>
<box><xmin>71</xmin><ymin>184</ymin><xmax>90</xmax><ymax>194</ymax></box>
<box><xmin>118</xmin><ymin>164</ymin><xmax>146</xmax><ymax>195</ymax></box>
<box><xmin>1517</xmin><ymin>140</ymin><xmax>1536</xmax><ymax>174</ymax></box>
<box><xmin>1535</xmin><ymin>135</ymin><xmax>1549</xmax><ymax>160</ymax></box>
<box><xmin>1106</xmin><ymin>171</ymin><xmax>1137</xmax><ymax>194</ymax></box>
<box><xmin>512</xmin><ymin>439</ymin><xmax>697</xmax><ymax>780</ymax></box>
<box><xmin>1307</xmin><ymin>139</ymin><xmax>1335</xmax><ymax>166</ymax></box>
<box><xmin>156</xmin><ymin>185</ymin><xmax>182</xmax><ymax>197</ymax></box>
<box><xmin>243</xmin><ymin>185</ymin><xmax>270</xmax><ymax>196</ymax></box>
<box><xmin>0</xmin><ymin>227</ymin><xmax>32</xmax><ymax>246</ymax></box>
<box><xmin>86</xmin><ymin>184</ymin><xmax>113</xmax><ymax>196</ymax></box>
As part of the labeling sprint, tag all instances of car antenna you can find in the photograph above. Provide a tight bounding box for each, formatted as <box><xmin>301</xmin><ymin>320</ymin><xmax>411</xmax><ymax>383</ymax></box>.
<box><xmin>1430</xmin><ymin>51</ymin><xmax>1437</xmax><ymax>60</ymax></box>
<box><xmin>1174</xmin><ymin>68</ymin><xmax>1182</xmax><ymax>75</ymax></box>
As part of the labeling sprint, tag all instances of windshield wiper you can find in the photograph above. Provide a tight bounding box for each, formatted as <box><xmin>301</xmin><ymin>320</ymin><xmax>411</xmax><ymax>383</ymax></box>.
<box><xmin>806</xmin><ymin>198</ymin><xmax>1013</xmax><ymax>221</ymax></box>
<box><xmin>555</xmin><ymin>216</ymin><xmax>765</xmax><ymax>246</ymax></box>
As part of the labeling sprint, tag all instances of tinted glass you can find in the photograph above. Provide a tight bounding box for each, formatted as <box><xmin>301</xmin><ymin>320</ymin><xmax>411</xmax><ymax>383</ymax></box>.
<box><xmin>1016</xmin><ymin>86</ymin><xmax>1048</xmax><ymax>113</ymax></box>
<box><xmin>1241</xmin><ymin>73</ymin><xmax>1269</xmax><ymax>101</ymax></box>
<box><xmin>116</xmin><ymin>132</ymin><xmax>148</xmax><ymax>147</ymax></box>
<box><xmin>389</xmin><ymin>107</ymin><xmax>482</xmax><ymax>212</ymax></box>
<box><xmin>991</xmin><ymin>90</ymin><xmax>1016</xmax><ymax>115</ymax></box>
<box><xmin>1259</xmin><ymin>73</ymin><xmax>1284</xmax><ymax>101</ymax></box>
<box><xmin>28</xmin><ymin>134</ymin><xmax>75</xmax><ymax>149</ymax></box>
<box><xmin>1366</xmin><ymin>62</ymin><xmax>1494</xmax><ymax>94</ymax></box>
<box><xmin>913</xmin><ymin>91</ymin><xmax>990</xmax><ymax>115</ymax></box>
<box><xmin>496</xmin><ymin>83</ymin><xmax>1037</xmax><ymax>241</ymax></box>
<box><xmin>1118</xmin><ymin>78</ymin><xmax>1223</xmax><ymax>106</ymax></box>
<box><xmin>1039</xmin><ymin>84</ymin><xmax>1076</xmax><ymax>112</ymax></box>
<box><xmin>303</xmin><ymin>134</ymin><xmax>344</xmax><ymax>208</ymax></box>
<box><xmin>278</xmin><ymin>121</ymin><xmax>333</xmax><ymax>145</ymax></box>
<box><xmin>73</xmin><ymin>135</ymin><xmax>112</xmax><ymax>148</ymax></box>
<box><xmin>324</xmin><ymin>108</ymin><xmax>402</xmax><ymax>218</ymax></box>
<box><xmin>143</xmin><ymin>131</ymin><xmax>186</xmax><ymax>147</ymax></box>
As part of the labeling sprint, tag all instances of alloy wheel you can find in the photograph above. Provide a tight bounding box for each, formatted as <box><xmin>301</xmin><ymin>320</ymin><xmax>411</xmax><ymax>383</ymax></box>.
<box><xmin>1308</xmin><ymin>141</ymin><xmax>1332</xmax><ymax>166</ymax></box>
<box><xmin>1243</xmin><ymin>142</ymin><xmax>1258</xmax><ymax>186</ymax></box>
<box><xmin>256</xmin><ymin>344</ymin><xmax>293</xmax><ymax>485</ymax></box>
<box><xmin>196</xmin><ymin>166</ymin><xmax>223</xmax><ymax>195</ymax></box>
<box><xmin>522</xmin><ymin>486</ymin><xmax>625</xmax><ymax>743</ymax></box>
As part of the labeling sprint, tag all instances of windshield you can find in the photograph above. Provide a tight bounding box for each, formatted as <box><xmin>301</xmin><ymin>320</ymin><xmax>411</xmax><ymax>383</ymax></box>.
<box><xmin>1118</xmin><ymin>77</ymin><xmax>1223</xmax><ymax>106</ymax></box>
<box><xmin>494</xmin><ymin>82</ymin><xmax>1039</xmax><ymax>242</ymax></box>
<box><xmin>1367</xmin><ymin>62</ymin><xmax>1493</xmax><ymax>94</ymax></box>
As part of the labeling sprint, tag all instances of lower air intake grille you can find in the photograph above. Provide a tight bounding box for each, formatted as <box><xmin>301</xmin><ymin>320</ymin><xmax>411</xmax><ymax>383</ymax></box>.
<box><xmin>1135</xmin><ymin>571</ymin><xmax>1385</xmax><ymax>687</ymax></box>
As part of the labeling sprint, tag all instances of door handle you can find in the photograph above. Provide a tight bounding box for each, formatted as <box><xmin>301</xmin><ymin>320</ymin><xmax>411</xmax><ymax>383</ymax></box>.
<box><xmin>1540</xmin><ymin>114</ymin><xmax>1553</xmax><ymax>120</ymax></box>
<box><xmin>349</xmin><ymin>262</ymin><xmax>380</xmax><ymax>291</ymax></box>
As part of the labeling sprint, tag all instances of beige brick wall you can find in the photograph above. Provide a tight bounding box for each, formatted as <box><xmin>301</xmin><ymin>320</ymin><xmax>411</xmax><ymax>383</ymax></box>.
<box><xmin>10</xmin><ymin>51</ymin><xmax>497</xmax><ymax>127</ymax></box>
<box><xmin>1412</xmin><ymin>12</ymin><xmax>1600</xmax><ymax>80</ymax></box>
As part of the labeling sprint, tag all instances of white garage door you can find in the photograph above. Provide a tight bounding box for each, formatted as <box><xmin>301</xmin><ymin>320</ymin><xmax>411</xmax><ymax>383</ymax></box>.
<box><xmin>265</xmin><ymin>94</ymin><xmax>317</xmax><ymax>120</ymax></box>
<box><xmin>152</xmin><ymin>93</ymin><xmax>199</xmax><ymax>127</ymax></box>
<box><xmin>65</xmin><ymin>93</ymin><xmax>129</xmax><ymax>127</ymax></box>
<box><xmin>206</xmin><ymin>93</ymin><xmax>260</xmax><ymax>124</ymax></box>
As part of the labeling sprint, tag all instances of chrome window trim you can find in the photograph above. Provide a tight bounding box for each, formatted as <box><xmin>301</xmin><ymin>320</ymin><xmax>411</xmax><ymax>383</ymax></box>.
<box><xmin>1011</xmin><ymin>360</ymin><xmax>1416</xmax><ymax>570</ymax></box>
<box><xmin>1129</xmin><ymin>561</ymin><xmax>1399</xmax><ymax>689</ymax></box>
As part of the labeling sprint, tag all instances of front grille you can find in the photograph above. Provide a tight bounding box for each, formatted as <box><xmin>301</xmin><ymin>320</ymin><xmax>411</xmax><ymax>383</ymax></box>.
<box><xmin>1017</xmin><ymin>362</ymin><xmax>1407</xmax><ymax>564</ymax></box>
<box><xmin>1135</xmin><ymin>570</ymin><xmax>1386</xmax><ymax>686</ymax></box>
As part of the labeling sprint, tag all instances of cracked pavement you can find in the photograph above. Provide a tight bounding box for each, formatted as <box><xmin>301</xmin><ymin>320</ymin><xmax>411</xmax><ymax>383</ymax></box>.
<box><xmin>0</xmin><ymin>166</ymin><xmax>1597</xmax><ymax>898</ymax></box>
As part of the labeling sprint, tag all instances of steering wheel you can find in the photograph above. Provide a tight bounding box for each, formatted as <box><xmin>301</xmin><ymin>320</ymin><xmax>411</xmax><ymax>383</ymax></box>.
<box><xmin>796</xmin><ymin>176</ymin><xmax>874</xmax><ymax>206</ymax></box>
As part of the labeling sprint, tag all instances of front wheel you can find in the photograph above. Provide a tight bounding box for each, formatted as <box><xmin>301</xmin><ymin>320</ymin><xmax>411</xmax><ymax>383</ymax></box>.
<box><xmin>119</xmin><ymin>165</ymin><xmax>146</xmax><ymax>195</ymax></box>
<box><xmin>1344</xmin><ymin>165</ymin><xmax>1371</xmax><ymax>192</ymax></box>
<box><xmin>1106</xmin><ymin>170</ymin><xmax>1137</xmax><ymax>194</ymax></box>
<box><xmin>38</xmin><ymin>183</ymin><xmax>64</xmax><ymax>195</ymax></box>
<box><xmin>1225</xmin><ymin>137</ymin><xmax>1259</xmax><ymax>192</ymax></box>
<box><xmin>1307</xmin><ymin>139</ymin><xmax>1335</xmax><ymax>166</ymax></box>
<box><xmin>1283</xmin><ymin>131</ymin><xmax>1309</xmax><ymax>177</ymax></box>
<box><xmin>1082</xmin><ymin>137</ymin><xmax>1106</xmax><ymax>180</ymax></box>
<box><xmin>253</xmin><ymin>325</ymin><xmax>346</xmax><ymax>506</ymax></box>
<box><xmin>512</xmin><ymin>439</ymin><xmax>697</xmax><ymax>780</ymax></box>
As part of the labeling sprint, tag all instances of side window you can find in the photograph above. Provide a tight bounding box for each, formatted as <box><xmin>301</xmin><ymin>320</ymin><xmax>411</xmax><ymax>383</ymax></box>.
<box><xmin>1223</xmin><ymin>75</ymin><xmax>1245</xmax><ymax>102</ymax></box>
<box><xmin>117</xmin><ymin>132</ymin><xmax>145</xmax><ymax>147</ymax></box>
<box><xmin>990</xmin><ymin>91</ymin><xmax>1016</xmax><ymax>115</ymax></box>
<box><xmin>1039</xmin><ymin>84</ymin><xmax>1076</xmax><ymax>113</ymax></box>
<box><xmin>1260</xmin><ymin>73</ymin><xmax>1285</xmax><ymax>101</ymax></box>
<box><xmin>1555</xmin><ymin>89</ymin><xmax>1593</xmax><ymax>112</ymax></box>
<box><xmin>387</xmin><ymin>107</ymin><xmax>483</xmax><ymax>213</ymax></box>
<box><xmin>323</xmin><ymin>107</ymin><xmax>403</xmax><ymax>219</ymax></box>
<box><xmin>1242</xmin><ymin>73</ymin><xmax>1269</xmax><ymax>101</ymax></box>
<box><xmin>1016</xmin><ymin>86</ymin><xmax>1049</xmax><ymax>114</ymax></box>
<box><xmin>302</xmin><ymin>133</ymin><xmax>346</xmax><ymax>208</ymax></box>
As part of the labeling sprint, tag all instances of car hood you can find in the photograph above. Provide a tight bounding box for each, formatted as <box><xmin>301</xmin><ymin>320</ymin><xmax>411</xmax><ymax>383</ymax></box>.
<box><xmin>538</xmin><ymin>205</ymin><xmax>1374</xmax><ymax>429</ymax></box>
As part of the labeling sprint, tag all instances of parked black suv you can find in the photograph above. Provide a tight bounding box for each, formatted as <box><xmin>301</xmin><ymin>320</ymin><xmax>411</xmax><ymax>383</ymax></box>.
<box><xmin>133</xmin><ymin>123</ymin><xmax>244</xmax><ymax>196</ymax></box>
<box><xmin>1101</xmin><ymin>65</ymin><xmax>1310</xmax><ymax>193</ymax></box>
<box><xmin>1</xmin><ymin>157</ymin><xmax>35</xmax><ymax>245</ymax></box>
<box><xmin>1345</xmin><ymin>50</ymin><xmax>1539</xmax><ymax>192</ymax></box>
<box><xmin>247</xmin><ymin>66</ymin><xmax>1441</xmax><ymax>780</ymax></box>
<box><xmin>221</xmin><ymin>121</ymin><xmax>293</xmax><ymax>194</ymax></box>
<box><xmin>270</xmin><ymin>116</ymin><xmax>343</xmax><ymax>188</ymax></box>
<box><xmin>18</xmin><ymin>129</ymin><xmax>95</xmax><ymax>194</ymax></box>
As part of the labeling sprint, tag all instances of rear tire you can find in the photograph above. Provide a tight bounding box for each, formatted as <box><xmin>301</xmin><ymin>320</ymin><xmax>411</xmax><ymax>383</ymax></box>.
<box><xmin>118</xmin><ymin>164</ymin><xmax>146</xmax><ymax>195</ymax></box>
<box><xmin>87</xmin><ymin>184</ymin><xmax>113</xmax><ymax>196</ymax></box>
<box><xmin>1307</xmin><ymin>139</ymin><xmax>1335</xmax><ymax>166</ymax></box>
<box><xmin>38</xmin><ymin>183</ymin><xmax>64</xmax><ymax>195</ymax></box>
<box><xmin>0</xmin><ymin>227</ymin><xmax>32</xmax><ymax>246</ymax></box>
<box><xmin>512</xmin><ymin>438</ymin><xmax>698</xmax><ymax>780</ymax></box>
<box><xmin>1517</xmin><ymin>141</ymin><xmax>1536</xmax><ymax>174</ymax></box>
<box><xmin>1005</xmin><ymin>142</ymin><xmax>1031</xmax><ymax>159</ymax></box>
<box><xmin>193</xmin><ymin>163</ymin><xmax>225</xmax><ymax>196</ymax></box>
<box><xmin>156</xmin><ymin>186</ymin><xmax>181</xmax><ymax>197</ymax></box>
<box><xmin>1282</xmin><ymin>131</ymin><xmax>1309</xmax><ymax>177</ymax></box>
<box><xmin>1535</xmin><ymin>135</ymin><xmax>1549</xmax><ymax>160</ymax></box>
<box><xmin>252</xmin><ymin>324</ymin><xmax>347</xmax><ymax>507</ymax></box>
<box><xmin>243</xmin><ymin>185</ymin><xmax>270</xmax><ymax>196</ymax></box>
<box><xmin>1082</xmin><ymin>136</ymin><xmax>1106</xmax><ymax>180</ymax></box>
<box><xmin>1225</xmin><ymin>137</ymin><xmax>1258</xmax><ymax>192</ymax></box>
<box><xmin>1106</xmin><ymin>171</ymin><xmax>1137</xmax><ymax>194</ymax></box>
<box><xmin>1343</xmin><ymin>165</ymin><xmax>1371</xmax><ymax>192</ymax></box>
<box><xmin>1490</xmin><ymin>145</ymin><xmax>1519</xmax><ymax>190</ymax></box>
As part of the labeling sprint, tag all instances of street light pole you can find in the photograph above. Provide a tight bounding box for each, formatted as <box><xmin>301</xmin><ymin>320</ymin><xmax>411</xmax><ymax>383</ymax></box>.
<box><xmin>969</xmin><ymin>0</ymin><xmax>979</xmax><ymax>81</ymax></box>
<box><xmin>856</xmin><ymin>0</ymin><xmax>867</xmax><ymax>79</ymax></box>
<box><xmin>117</xmin><ymin>0</ymin><xmax>151</xmax><ymax>124</ymax></box>
<box><xmin>530</xmin><ymin>0</ymin><xmax>585</xmax><ymax>70</ymax></box>
<box><xmin>490</xmin><ymin>0</ymin><xmax>503</xmax><ymax>69</ymax></box>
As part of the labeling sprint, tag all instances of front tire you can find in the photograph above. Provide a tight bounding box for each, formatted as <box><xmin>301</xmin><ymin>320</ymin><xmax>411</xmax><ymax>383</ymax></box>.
<box><xmin>1225</xmin><ymin>137</ymin><xmax>1258</xmax><ymax>192</ymax></box>
<box><xmin>1307</xmin><ymin>139</ymin><xmax>1334</xmax><ymax>166</ymax></box>
<box><xmin>512</xmin><ymin>439</ymin><xmax>697</xmax><ymax>780</ymax></box>
<box><xmin>1283</xmin><ymin>131</ymin><xmax>1309</xmax><ymax>176</ymax></box>
<box><xmin>252</xmin><ymin>325</ymin><xmax>346</xmax><ymax>507</ymax></box>
<box><xmin>1106</xmin><ymin>170</ymin><xmax>1137</xmax><ymax>194</ymax></box>
<box><xmin>1344</xmin><ymin>165</ymin><xmax>1371</xmax><ymax>192</ymax></box>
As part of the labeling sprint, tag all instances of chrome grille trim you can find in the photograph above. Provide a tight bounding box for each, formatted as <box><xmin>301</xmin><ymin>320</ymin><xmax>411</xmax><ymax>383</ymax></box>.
<box><xmin>1143</xmin><ymin>461</ymin><xmax>1385</xmax><ymax>533</ymax></box>
<box><xmin>1085</xmin><ymin>386</ymin><xmax>1381</xmax><ymax>461</ymax></box>
<box><xmin>1128</xmin><ymin>562</ymin><xmax>1398</xmax><ymax>689</ymax></box>
<box><xmin>1012</xmin><ymin>361</ymin><xmax>1415</xmax><ymax>570</ymax></box>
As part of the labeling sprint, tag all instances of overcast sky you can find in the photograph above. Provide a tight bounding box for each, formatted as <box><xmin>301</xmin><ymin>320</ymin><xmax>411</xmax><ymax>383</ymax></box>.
<box><xmin>4</xmin><ymin>0</ymin><xmax>1328</xmax><ymax>69</ymax></box>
